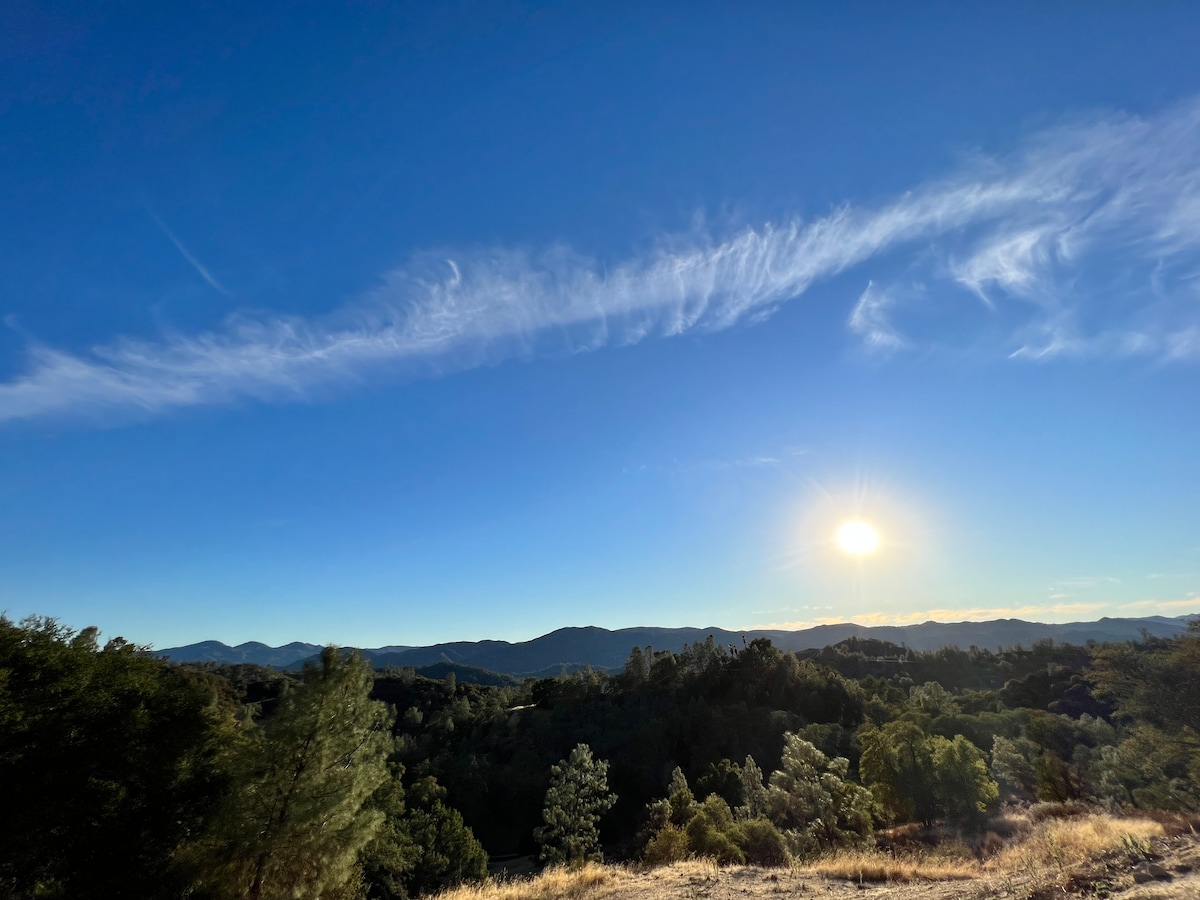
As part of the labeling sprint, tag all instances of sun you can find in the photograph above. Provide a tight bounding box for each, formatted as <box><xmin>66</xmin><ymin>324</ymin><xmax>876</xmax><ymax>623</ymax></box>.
<box><xmin>837</xmin><ymin>521</ymin><xmax>879</xmax><ymax>555</ymax></box>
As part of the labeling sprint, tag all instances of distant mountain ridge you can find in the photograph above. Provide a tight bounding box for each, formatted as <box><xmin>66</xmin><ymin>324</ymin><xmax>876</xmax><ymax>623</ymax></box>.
<box><xmin>157</xmin><ymin>614</ymin><xmax>1195</xmax><ymax>674</ymax></box>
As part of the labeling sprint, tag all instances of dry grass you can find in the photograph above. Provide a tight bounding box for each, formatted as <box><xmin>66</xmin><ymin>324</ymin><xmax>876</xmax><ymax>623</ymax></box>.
<box><xmin>805</xmin><ymin>847</ymin><xmax>978</xmax><ymax>882</ymax></box>
<box><xmin>433</xmin><ymin>862</ymin><xmax>621</xmax><ymax>900</ymax></box>
<box><xmin>430</xmin><ymin>811</ymin><xmax>1180</xmax><ymax>900</ymax></box>
<box><xmin>990</xmin><ymin>812</ymin><xmax>1164</xmax><ymax>876</ymax></box>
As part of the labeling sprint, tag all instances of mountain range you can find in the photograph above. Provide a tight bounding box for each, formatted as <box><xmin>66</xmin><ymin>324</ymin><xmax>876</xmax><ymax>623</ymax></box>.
<box><xmin>157</xmin><ymin>614</ymin><xmax>1195</xmax><ymax>676</ymax></box>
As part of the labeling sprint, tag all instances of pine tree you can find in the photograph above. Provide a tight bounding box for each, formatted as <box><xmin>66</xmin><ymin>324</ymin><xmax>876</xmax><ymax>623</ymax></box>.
<box><xmin>534</xmin><ymin>743</ymin><xmax>617</xmax><ymax>865</ymax></box>
<box><xmin>186</xmin><ymin>647</ymin><xmax>394</xmax><ymax>900</ymax></box>
<box><xmin>737</xmin><ymin>755</ymin><xmax>769</xmax><ymax>820</ymax></box>
<box><xmin>0</xmin><ymin>616</ymin><xmax>224</xmax><ymax>899</ymax></box>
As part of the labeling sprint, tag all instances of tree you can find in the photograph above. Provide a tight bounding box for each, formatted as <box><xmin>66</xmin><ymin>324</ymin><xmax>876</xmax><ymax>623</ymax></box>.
<box><xmin>931</xmin><ymin>734</ymin><xmax>999</xmax><ymax>824</ymax></box>
<box><xmin>737</xmin><ymin>755</ymin><xmax>769</xmax><ymax>820</ymax></box>
<box><xmin>766</xmin><ymin>733</ymin><xmax>874</xmax><ymax>857</ymax></box>
<box><xmin>186</xmin><ymin>648</ymin><xmax>394</xmax><ymax>900</ymax></box>
<box><xmin>860</xmin><ymin>721</ymin><xmax>938</xmax><ymax>825</ymax></box>
<box><xmin>0</xmin><ymin>616</ymin><xmax>224</xmax><ymax>899</ymax></box>
<box><xmin>359</xmin><ymin>762</ymin><xmax>417</xmax><ymax>900</ymax></box>
<box><xmin>398</xmin><ymin>777</ymin><xmax>488</xmax><ymax>897</ymax></box>
<box><xmin>860</xmin><ymin>721</ymin><xmax>997</xmax><ymax>826</ymax></box>
<box><xmin>642</xmin><ymin>765</ymin><xmax>789</xmax><ymax>868</ymax></box>
<box><xmin>535</xmin><ymin>743</ymin><xmax>617</xmax><ymax>865</ymax></box>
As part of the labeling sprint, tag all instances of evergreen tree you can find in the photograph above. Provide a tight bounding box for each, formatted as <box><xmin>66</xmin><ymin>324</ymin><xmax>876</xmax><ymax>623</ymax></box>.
<box><xmin>737</xmin><ymin>755</ymin><xmax>769</xmax><ymax>820</ymax></box>
<box><xmin>0</xmin><ymin>616</ymin><xmax>224</xmax><ymax>900</ymax></box>
<box><xmin>359</xmin><ymin>762</ymin><xmax>417</xmax><ymax>900</ymax></box>
<box><xmin>399</xmin><ymin>777</ymin><xmax>488</xmax><ymax>897</ymax></box>
<box><xmin>534</xmin><ymin>743</ymin><xmax>617</xmax><ymax>865</ymax></box>
<box><xmin>185</xmin><ymin>647</ymin><xmax>393</xmax><ymax>900</ymax></box>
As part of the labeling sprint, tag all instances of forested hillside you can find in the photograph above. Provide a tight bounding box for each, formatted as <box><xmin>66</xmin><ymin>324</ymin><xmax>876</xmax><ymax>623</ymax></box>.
<box><xmin>158</xmin><ymin>616</ymin><xmax>1194</xmax><ymax>671</ymax></box>
<box><xmin>2</xmin><ymin>614</ymin><xmax>1198</xmax><ymax>899</ymax></box>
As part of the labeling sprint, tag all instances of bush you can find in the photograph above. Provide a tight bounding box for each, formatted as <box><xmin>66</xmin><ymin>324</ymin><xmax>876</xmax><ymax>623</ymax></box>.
<box><xmin>737</xmin><ymin>818</ymin><xmax>789</xmax><ymax>866</ymax></box>
<box><xmin>643</xmin><ymin>823</ymin><xmax>690</xmax><ymax>865</ymax></box>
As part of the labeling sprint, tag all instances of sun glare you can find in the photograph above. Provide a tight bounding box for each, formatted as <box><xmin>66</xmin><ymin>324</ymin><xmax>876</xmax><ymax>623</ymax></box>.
<box><xmin>837</xmin><ymin>521</ymin><xmax>879</xmax><ymax>555</ymax></box>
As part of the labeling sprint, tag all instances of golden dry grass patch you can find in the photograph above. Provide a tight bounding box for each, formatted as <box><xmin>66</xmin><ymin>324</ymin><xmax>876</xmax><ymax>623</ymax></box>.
<box><xmin>432</xmin><ymin>862</ymin><xmax>622</xmax><ymax>900</ymax></box>
<box><xmin>989</xmin><ymin>812</ymin><xmax>1165</xmax><ymax>877</ymax></box>
<box><xmin>803</xmin><ymin>847</ymin><xmax>978</xmax><ymax>883</ymax></box>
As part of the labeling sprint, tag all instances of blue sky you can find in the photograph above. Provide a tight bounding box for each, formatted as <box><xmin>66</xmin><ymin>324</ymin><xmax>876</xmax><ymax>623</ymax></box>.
<box><xmin>2</xmin><ymin>2</ymin><xmax>1199</xmax><ymax>649</ymax></box>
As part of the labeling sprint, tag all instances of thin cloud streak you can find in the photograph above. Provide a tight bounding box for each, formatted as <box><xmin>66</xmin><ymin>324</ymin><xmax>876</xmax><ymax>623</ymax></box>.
<box><xmin>4</xmin><ymin>99</ymin><xmax>1200</xmax><ymax>423</ymax></box>
<box><xmin>148</xmin><ymin>211</ymin><xmax>231</xmax><ymax>297</ymax></box>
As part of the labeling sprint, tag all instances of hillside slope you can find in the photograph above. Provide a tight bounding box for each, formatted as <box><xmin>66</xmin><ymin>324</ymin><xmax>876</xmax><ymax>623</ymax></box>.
<box><xmin>157</xmin><ymin>614</ymin><xmax>1194</xmax><ymax>671</ymax></box>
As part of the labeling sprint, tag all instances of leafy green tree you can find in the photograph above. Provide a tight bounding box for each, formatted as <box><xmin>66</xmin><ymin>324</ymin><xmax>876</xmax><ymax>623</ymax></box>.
<box><xmin>931</xmin><ymin>733</ymin><xmax>998</xmax><ymax>824</ymax></box>
<box><xmin>684</xmin><ymin>795</ymin><xmax>745</xmax><ymax>864</ymax></box>
<box><xmin>535</xmin><ymin>743</ymin><xmax>617</xmax><ymax>865</ymax></box>
<box><xmin>642</xmin><ymin>767</ymin><xmax>788</xmax><ymax>868</ymax></box>
<box><xmin>860</xmin><ymin>722</ymin><xmax>997</xmax><ymax>825</ymax></box>
<box><xmin>1090</xmin><ymin>623</ymin><xmax>1200</xmax><ymax>811</ymax></box>
<box><xmin>0</xmin><ymin>616</ymin><xmax>224</xmax><ymax>899</ymax></box>
<box><xmin>186</xmin><ymin>648</ymin><xmax>393</xmax><ymax>900</ymax></box>
<box><xmin>860</xmin><ymin>721</ymin><xmax>939</xmax><ymax>825</ymax></box>
<box><xmin>643</xmin><ymin>823</ymin><xmax>689</xmax><ymax>865</ymax></box>
<box><xmin>990</xmin><ymin>735</ymin><xmax>1040</xmax><ymax>799</ymax></box>
<box><xmin>766</xmin><ymin>733</ymin><xmax>874</xmax><ymax>857</ymax></box>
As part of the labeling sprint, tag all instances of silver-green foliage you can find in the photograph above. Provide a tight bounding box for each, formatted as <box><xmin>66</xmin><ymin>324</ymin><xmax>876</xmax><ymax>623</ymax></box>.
<box><xmin>766</xmin><ymin>733</ymin><xmax>875</xmax><ymax>858</ymax></box>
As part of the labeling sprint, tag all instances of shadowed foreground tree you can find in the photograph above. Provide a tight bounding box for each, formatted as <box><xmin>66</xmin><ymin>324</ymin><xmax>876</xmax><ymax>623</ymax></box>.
<box><xmin>0</xmin><ymin>616</ymin><xmax>224</xmax><ymax>900</ymax></box>
<box><xmin>184</xmin><ymin>648</ymin><xmax>393</xmax><ymax>900</ymax></box>
<box><xmin>535</xmin><ymin>743</ymin><xmax>617</xmax><ymax>865</ymax></box>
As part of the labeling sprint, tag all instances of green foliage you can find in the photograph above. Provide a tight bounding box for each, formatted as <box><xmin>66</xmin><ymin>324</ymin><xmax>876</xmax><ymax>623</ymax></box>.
<box><xmin>535</xmin><ymin>743</ymin><xmax>617</xmax><ymax>865</ymax></box>
<box><xmin>685</xmin><ymin>796</ymin><xmax>746</xmax><ymax>864</ymax></box>
<box><xmin>737</xmin><ymin>818</ymin><xmax>790</xmax><ymax>866</ymax></box>
<box><xmin>696</xmin><ymin>757</ymin><xmax>743</xmax><ymax>808</ymax></box>
<box><xmin>359</xmin><ymin>763</ymin><xmax>417</xmax><ymax>900</ymax></box>
<box><xmin>737</xmin><ymin>754</ymin><xmax>769</xmax><ymax>819</ymax></box>
<box><xmin>765</xmin><ymin>733</ymin><xmax>874</xmax><ymax>857</ymax></box>
<box><xmin>860</xmin><ymin>721</ymin><xmax>938</xmax><ymax>824</ymax></box>
<box><xmin>642</xmin><ymin>768</ymin><xmax>789</xmax><ymax>868</ymax></box>
<box><xmin>860</xmin><ymin>721</ymin><xmax>997</xmax><ymax>826</ymax></box>
<box><xmin>0</xmin><ymin>616</ymin><xmax>224</xmax><ymax>899</ymax></box>
<box><xmin>185</xmin><ymin>647</ymin><xmax>394</xmax><ymax>900</ymax></box>
<box><xmin>931</xmin><ymin>733</ymin><xmax>999</xmax><ymax>823</ymax></box>
<box><xmin>16</xmin><ymin>612</ymin><xmax>1200</xmax><ymax>897</ymax></box>
<box><xmin>400</xmin><ymin>777</ymin><xmax>488</xmax><ymax>896</ymax></box>
<box><xmin>643</xmin><ymin>823</ymin><xmax>690</xmax><ymax>865</ymax></box>
<box><xmin>1090</xmin><ymin>725</ymin><xmax>1200</xmax><ymax>812</ymax></box>
<box><xmin>1089</xmin><ymin>624</ymin><xmax>1200</xmax><ymax>812</ymax></box>
<box><xmin>990</xmin><ymin>735</ymin><xmax>1041</xmax><ymax>798</ymax></box>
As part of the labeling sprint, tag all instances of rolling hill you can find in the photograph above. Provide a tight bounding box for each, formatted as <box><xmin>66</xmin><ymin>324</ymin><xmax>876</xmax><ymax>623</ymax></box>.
<box><xmin>157</xmin><ymin>614</ymin><xmax>1195</xmax><ymax>674</ymax></box>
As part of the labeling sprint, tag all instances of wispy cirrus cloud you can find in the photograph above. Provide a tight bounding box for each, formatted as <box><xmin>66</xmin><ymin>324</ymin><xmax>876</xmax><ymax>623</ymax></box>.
<box><xmin>848</xmin><ymin>280</ymin><xmax>906</xmax><ymax>350</ymax></box>
<box><xmin>4</xmin><ymin>99</ymin><xmax>1200</xmax><ymax>423</ymax></box>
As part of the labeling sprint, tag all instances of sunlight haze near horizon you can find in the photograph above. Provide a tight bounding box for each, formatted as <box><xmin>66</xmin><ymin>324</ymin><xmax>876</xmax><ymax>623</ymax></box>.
<box><xmin>2</xmin><ymin>3</ymin><xmax>1199</xmax><ymax>649</ymax></box>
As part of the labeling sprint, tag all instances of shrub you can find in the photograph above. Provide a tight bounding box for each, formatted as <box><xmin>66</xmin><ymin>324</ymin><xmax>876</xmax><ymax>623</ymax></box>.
<box><xmin>737</xmin><ymin>818</ymin><xmax>789</xmax><ymax>866</ymax></box>
<box><xmin>643</xmin><ymin>823</ymin><xmax>690</xmax><ymax>865</ymax></box>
